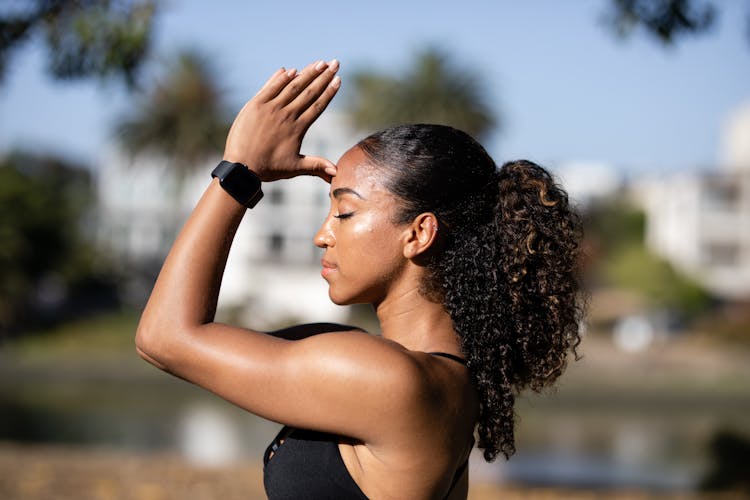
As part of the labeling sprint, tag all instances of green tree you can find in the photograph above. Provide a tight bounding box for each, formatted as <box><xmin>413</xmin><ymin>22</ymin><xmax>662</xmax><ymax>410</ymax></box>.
<box><xmin>0</xmin><ymin>0</ymin><xmax>158</xmax><ymax>86</ymax></box>
<box><xmin>584</xmin><ymin>196</ymin><xmax>711</xmax><ymax>317</ymax></box>
<box><xmin>347</xmin><ymin>48</ymin><xmax>497</xmax><ymax>140</ymax></box>
<box><xmin>0</xmin><ymin>152</ymin><xmax>102</xmax><ymax>334</ymax></box>
<box><xmin>114</xmin><ymin>50</ymin><xmax>230</xmax><ymax>176</ymax></box>
<box><xmin>604</xmin><ymin>0</ymin><xmax>716</xmax><ymax>43</ymax></box>
<box><xmin>603</xmin><ymin>0</ymin><xmax>750</xmax><ymax>47</ymax></box>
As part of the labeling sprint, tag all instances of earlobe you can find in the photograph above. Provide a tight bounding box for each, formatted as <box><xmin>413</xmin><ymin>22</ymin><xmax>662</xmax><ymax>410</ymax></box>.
<box><xmin>403</xmin><ymin>213</ymin><xmax>439</xmax><ymax>259</ymax></box>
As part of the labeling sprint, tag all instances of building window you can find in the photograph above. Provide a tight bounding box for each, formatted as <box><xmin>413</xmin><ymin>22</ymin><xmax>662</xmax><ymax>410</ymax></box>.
<box><xmin>269</xmin><ymin>187</ymin><xmax>285</xmax><ymax>205</ymax></box>
<box><xmin>702</xmin><ymin>243</ymin><xmax>739</xmax><ymax>267</ymax></box>
<box><xmin>269</xmin><ymin>233</ymin><xmax>284</xmax><ymax>259</ymax></box>
<box><xmin>702</xmin><ymin>180</ymin><xmax>739</xmax><ymax>212</ymax></box>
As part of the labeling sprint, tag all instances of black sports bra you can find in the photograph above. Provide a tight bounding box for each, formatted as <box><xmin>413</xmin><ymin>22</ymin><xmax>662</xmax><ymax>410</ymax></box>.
<box><xmin>262</xmin><ymin>352</ymin><xmax>470</xmax><ymax>500</ymax></box>
<box><xmin>428</xmin><ymin>351</ymin><xmax>468</xmax><ymax>366</ymax></box>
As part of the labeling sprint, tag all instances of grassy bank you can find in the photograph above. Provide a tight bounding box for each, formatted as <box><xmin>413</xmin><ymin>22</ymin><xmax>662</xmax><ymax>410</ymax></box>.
<box><xmin>1</xmin><ymin>442</ymin><xmax>739</xmax><ymax>500</ymax></box>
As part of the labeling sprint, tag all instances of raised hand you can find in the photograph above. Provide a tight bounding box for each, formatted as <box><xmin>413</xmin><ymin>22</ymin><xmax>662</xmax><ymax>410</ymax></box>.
<box><xmin>223</xmin><ymin>59</ymin><xmax>341</xmax><ymax>182</ymax></box>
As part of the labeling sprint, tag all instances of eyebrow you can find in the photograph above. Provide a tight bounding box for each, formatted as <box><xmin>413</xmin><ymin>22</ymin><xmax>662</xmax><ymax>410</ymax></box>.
<box><xmin>331</xmin><ymin>187</ymin><xmax>365</xmax><ymax>200</ymax></box>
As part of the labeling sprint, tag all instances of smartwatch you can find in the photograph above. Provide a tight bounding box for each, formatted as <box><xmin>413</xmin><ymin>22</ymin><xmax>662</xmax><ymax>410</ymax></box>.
<box><xmin>211</xmin><ymin>160</ymin><xmax>264</xmax><ymax>208</ymax></box>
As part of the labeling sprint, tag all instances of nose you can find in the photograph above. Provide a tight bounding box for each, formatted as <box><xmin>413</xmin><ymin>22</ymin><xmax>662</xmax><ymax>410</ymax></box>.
<box><xmin>314</xmin><ymin>214</ymin><xmax>335</xmax><ymax>248</ymax></box>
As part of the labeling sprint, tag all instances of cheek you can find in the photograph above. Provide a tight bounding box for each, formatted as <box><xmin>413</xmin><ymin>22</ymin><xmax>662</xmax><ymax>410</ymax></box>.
<box><xmin>350</xmin><ymin>217</ymin><xmax>373</xmax><ymax>234</ymax></box>
<box><xmin>348</xmin><ymin>215</ymin><xmax>399</xmax><ymax>255</ymax></box>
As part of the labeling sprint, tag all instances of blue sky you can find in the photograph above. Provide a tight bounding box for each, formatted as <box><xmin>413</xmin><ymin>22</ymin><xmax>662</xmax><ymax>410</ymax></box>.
<box><xmin>1</xmin><ymin>0</ymin><xmax>748</xmax><ymax>173</ymax></box>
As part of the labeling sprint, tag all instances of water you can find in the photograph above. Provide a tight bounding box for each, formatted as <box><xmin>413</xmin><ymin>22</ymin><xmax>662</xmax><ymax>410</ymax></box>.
<box><xmin>0</xmin><ymin>377</ymin><xmax>280</xmax><ymax>460</ymax></box>
<box><xmin>2</xmin><ymin>375</ymin><xmax>747</xmax><ymax>492</ymax></box>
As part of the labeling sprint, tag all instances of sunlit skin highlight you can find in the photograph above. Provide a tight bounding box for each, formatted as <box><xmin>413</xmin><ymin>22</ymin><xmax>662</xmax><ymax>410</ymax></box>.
<box><xmin>314</xmin><ymin>146</ymin><xmax>468</xmax><ymax>358</ymax></box>
<box><xmin>135</xmin><ymin>60</ymin><xmax>481</xmax><ymax>499</ymax></box>
<box><xmin>315</xmin><ymin>147</ymin><xmax>411</xmax><ymax>306</ymax></box>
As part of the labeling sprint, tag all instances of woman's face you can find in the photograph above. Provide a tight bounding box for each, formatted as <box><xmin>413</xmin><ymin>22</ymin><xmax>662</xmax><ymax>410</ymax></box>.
<box><xmin>314</xmin><ymin>146</ymin><xmax>408</xmax><ymax>306</ymax></box>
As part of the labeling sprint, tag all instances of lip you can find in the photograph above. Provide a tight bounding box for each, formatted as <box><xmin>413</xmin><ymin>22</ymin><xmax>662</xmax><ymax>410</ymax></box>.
<box><xmin>320</xmin><ymin>259</ymin><xmax>337</xmax><ymax>278</ymax></box>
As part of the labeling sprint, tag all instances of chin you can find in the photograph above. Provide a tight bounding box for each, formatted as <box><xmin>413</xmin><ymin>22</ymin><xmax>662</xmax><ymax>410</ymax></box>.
<box><xmin>329</xmin><ymin>295</ymin><xmax>349</xmax><ymax>306</ymax></box>
<box><xmin>328</xmin><ymin>289</ymin><xmax>370</xmax><ymax>307</ymax></box>
<box><xmin>327</xmin><ymin>289</ymin><xmax>349</xmax><ymax>306</ymax></box>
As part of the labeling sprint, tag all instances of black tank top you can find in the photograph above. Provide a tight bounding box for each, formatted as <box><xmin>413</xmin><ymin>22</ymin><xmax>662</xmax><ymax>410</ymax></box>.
<box><xmin>262</xmin><ymin>352</ymin><xmax>470</xmax><ymax>499</ymax></box>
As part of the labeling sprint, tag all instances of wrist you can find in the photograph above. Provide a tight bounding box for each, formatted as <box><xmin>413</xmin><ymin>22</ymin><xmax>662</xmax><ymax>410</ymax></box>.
<box><xmin>211</xmin><ymin>160</ymin><xmax>264</xmax><ymax>208</ymax></box>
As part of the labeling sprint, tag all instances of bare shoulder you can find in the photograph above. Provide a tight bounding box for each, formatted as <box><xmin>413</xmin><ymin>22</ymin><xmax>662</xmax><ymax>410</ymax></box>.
<box><xmin>299</xmin><ymin>331</ymin><xmax>438</xmax><ymax>403</ymax></box>
<box><xmin>290</xmin><ymin>329</ymin><xmax>431</xmax><ymax>397</ymax></box>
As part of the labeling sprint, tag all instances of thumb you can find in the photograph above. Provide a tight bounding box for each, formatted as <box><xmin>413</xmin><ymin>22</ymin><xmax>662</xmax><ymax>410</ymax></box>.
<box><xmin>297</xmin><ymin>154</ymin><xmax>337</xmax><ymax>182</ymax></box>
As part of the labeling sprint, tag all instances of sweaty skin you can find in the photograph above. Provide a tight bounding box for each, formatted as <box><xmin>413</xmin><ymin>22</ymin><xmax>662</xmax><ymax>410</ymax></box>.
<box><xmin>136</xmin><ymin>59</ymin><xmax>478</xmax><ymax>500</ymax></box>
<box><xmin>315</xmin><ymin>147</ymin><xmax>407</xmax><ymax>306</ymax></box>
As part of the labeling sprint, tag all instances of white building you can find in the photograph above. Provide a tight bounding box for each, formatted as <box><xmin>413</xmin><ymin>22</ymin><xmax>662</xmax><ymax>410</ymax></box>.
<box><xmin>637</xmin><ymin>102</ymin><xmax>750</xmax><ymax>300</ymax></box>
<box><xmin>96</xmin><ymin>111</ymin><xmax>361</xmax><ymax>327</ymax></box>
<box><xmin>553</xmin><ymin>161</ymin><xmax>622</xmax><ymax>208</ymax></box>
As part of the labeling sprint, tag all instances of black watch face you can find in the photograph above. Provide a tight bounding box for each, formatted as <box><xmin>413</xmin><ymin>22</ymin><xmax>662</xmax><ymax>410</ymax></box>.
<box><xmin>223</xmin><ymin>165</ymin><xmax>261</xmax><ymax>204</ymax></box>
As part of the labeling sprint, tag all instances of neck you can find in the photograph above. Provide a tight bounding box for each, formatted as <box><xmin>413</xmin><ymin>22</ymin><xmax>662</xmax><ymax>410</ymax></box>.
<box><xmin>374</xmin><ymin>286</ymin><xmax>460</xmax><ymax>354</ymax></box>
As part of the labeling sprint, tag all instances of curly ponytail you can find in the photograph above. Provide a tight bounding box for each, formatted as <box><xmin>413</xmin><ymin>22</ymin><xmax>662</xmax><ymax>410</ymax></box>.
<box><xmin>359</xmin><ymin>126</ymin><xmax>583</xmax><ymax>462</ymax></box>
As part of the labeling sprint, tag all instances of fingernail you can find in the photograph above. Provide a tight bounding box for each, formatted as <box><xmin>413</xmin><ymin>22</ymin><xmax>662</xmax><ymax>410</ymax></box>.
<box><xmin>315</xmin><ymin>60</ymin><xmax>328</xmax><ymax>71</ymax></box>
<box><xmin>329</xmin><ymin>59</ymin><xmax>339</xmax><ymax>71</ymax></box>
<box><xmin>325</xmin><ymin>166</ymin><xmax>337</xmax><ymax>176</ymax></box>
<box><xmin>286</xmin><ymin>68</ymin><xmax>297</xmax><ymax>77</ymax></box>
<box><xmin>330</xmin><ymin>76</ymin><xmax>341</xmax><ymax>89</ymax></box>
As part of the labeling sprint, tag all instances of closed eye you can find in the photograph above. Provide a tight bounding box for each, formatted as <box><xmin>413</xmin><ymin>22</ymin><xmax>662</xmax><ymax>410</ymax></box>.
<box><xmin>334</xmin><ymin>212</ymin><xmax>354</xmax><ymax>220</ymax></box>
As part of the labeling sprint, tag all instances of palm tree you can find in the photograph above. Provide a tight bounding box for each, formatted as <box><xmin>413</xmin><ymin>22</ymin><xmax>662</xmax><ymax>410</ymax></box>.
<box><xmin>111</xmin><ymin>50</ymin><xmax>230</xmax><ymax>288</ymax></box>
<box><xmin>348</xmin><ymin>48</ymin><xmax>497</xmax><ymax>140</ymax></box>
<box><xmin>115</xmin><ymin>49</ymin><xmax>229</xmax><ymax>175</ymax></box>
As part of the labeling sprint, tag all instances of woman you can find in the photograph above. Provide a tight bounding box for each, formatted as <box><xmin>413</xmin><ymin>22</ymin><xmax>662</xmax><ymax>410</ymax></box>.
<box><xmin>136</xmin><ymin>59</ymin><xmax>583</xmax><ymax>499</ymax></box>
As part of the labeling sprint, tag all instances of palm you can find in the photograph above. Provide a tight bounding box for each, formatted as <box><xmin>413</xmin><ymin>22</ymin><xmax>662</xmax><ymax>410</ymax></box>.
<box><xmin>348</xmin><ymin>49</ymin><xmax>497</xmax><ymax>140</ymax></box>
<box><xmin>115</xmin><ymin>50</ymin><xmax>229</xmax><ymax>174</ymax></box>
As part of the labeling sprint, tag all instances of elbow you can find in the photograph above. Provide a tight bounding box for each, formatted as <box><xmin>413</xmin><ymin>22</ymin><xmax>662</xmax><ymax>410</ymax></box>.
<box><xmin>135</xmin><ymin>343</ymin><xmax>162</xmax><ymax>369</ymax></box>
<box><xmin>135</xmin><ymin>313</ymin><xmax>198</xmax><ymax>371</ymax></box>
<box><xmin>135</xmin><ymin>313</ymin><xmax>154</xmax><ymax>355</ymax></box>
<box><xmin>135</xmin><ymin>326</ymin><xmax>152</xmax><ymax>359</ymax></box>
<box><xmin>135</xmin><ymin>315</ymin><xmax>170</xmax><ymax>370</ymax></box>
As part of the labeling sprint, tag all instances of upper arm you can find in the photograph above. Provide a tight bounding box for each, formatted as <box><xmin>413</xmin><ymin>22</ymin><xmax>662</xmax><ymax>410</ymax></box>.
<box><xmin>138</xmin><ymin>322</ymin><xmax>427</xmax><ymax>444</ymax></box>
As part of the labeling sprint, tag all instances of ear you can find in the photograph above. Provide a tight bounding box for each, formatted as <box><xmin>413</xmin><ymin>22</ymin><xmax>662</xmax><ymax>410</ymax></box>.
<box><xmin>403</xmin><ymin>213</ymin><xmax>439</xmax><ymax>259</ymax></box>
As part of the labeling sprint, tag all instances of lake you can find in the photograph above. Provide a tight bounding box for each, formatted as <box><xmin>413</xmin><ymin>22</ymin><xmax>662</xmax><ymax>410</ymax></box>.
<box><xmin>2</xmin><ymin>369</ymin><xmax>747</xmax><ymax>493</ymax></box>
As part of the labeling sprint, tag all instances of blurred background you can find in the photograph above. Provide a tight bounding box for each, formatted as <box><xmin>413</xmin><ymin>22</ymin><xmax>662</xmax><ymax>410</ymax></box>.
<box><xmin>1</xmin><ymin>1</ymin><xmax>749</xmax><ymax>499</ymax></box>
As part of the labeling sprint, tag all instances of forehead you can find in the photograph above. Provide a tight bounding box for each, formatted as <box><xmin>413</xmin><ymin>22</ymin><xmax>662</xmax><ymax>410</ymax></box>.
<box><xmin>331</xmin><ymin>146</ymin><xmax>386</xmax><ymax>196</ymax></box>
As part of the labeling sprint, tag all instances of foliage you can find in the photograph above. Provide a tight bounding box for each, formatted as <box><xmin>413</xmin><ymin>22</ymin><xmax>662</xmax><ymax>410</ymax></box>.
<box><xmin>584</xmin><ymin>197</ymin><xmax>646</xmax><ymax>253</ymax></box>
<box><xmin>347</xmin><ymin>48</ymin><xmax>496</xmax><ymax>140</ymax></box>
<box><xmin>0</xmin><ymin>152</ymin><xmax>114</xmax><ymax>335</ymax></box>
<box><xmin>700</xmin><ymin>428</ymin><xmax>750</xmax><ymax>493</ymax></box>
<box><xmin>114</xmin><ymin>50</ymin><xmax>230</xmax><ymax>171</ymax></box>
<box><xmin>604</xmin><ymin>0</ymin><xmax>717</xmax><ymax>44</ymax></box>
<box><xmin>6</xmin><ymin>308</ymin><xmax>139</xmax><ymax>358</ymax></box>
<box><xmin>583</xmin><ymin>195</ymin><xmax>711</xmax><ymax>316</ymax></box>
<box><xmin>603</xmin><ymin>243</ymin><xmax>711</xmax><ymax>315</ymax></box>
<box><xmin>0</xmin><ymin>0</ymin><xmax>157</xmax><ymax>86</ymax></box>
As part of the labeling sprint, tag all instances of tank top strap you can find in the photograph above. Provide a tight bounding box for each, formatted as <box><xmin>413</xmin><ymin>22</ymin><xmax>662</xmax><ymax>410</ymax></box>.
<box><xmin>427</xmin><ymin>351</ymin><xmax>468</xmax><ymax>366</ymax></box>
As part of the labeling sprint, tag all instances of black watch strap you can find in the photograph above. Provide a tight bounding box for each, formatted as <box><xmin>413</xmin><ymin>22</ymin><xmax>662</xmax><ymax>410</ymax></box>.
<box><xmin>211</xmin><ymin>161</ymin><xmax>264</xmax><ymax>208</ymax></box>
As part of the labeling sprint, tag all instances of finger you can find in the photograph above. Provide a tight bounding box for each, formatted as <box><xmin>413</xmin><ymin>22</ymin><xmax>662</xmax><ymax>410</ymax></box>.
<box><xmin>254</xmin><ymin>67</ymin><xmax>298</xmax><ymax>102</ymax></box>
<box><xmin>275</xmin><ymin>60</ymin><xmax>330</xmax><ymax>106</ymax></box>
<box><xmin>297</xmin><ymin>154</ymin><xmax>337</xmax><ymax>182</ymax></box>
<box><xmin>298</xmin><ymin>73</ymin><xmax>341</xmax><ymax>125</ymax></box>
<box><xmin>254</xmin><ymin>67</ymin><xmax>285</xmax><ymax>96</ymax></box>
<box><xmin>290</xmin><ymin>60</ymin><xmax>340</xmax><ymax>116</ymax></box>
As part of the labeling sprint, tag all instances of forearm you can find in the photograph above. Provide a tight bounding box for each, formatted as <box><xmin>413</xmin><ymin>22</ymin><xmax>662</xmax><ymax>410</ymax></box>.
<box><xmin>136</xmin><ymin>178</ymin><xmax>246</xmax><ymax>352</ymax></box>
<box><xmin>135</xmin><ymin>59</ymin><xmax>340</xmax><ymax>365</ymax></box>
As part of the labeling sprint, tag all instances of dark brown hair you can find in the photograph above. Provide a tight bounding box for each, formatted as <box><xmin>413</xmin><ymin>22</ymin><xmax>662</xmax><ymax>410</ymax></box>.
<box><xmin>359</xmin><ymin>124</ymin><xmax>583</xmax><ymax>461</ymax></box>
